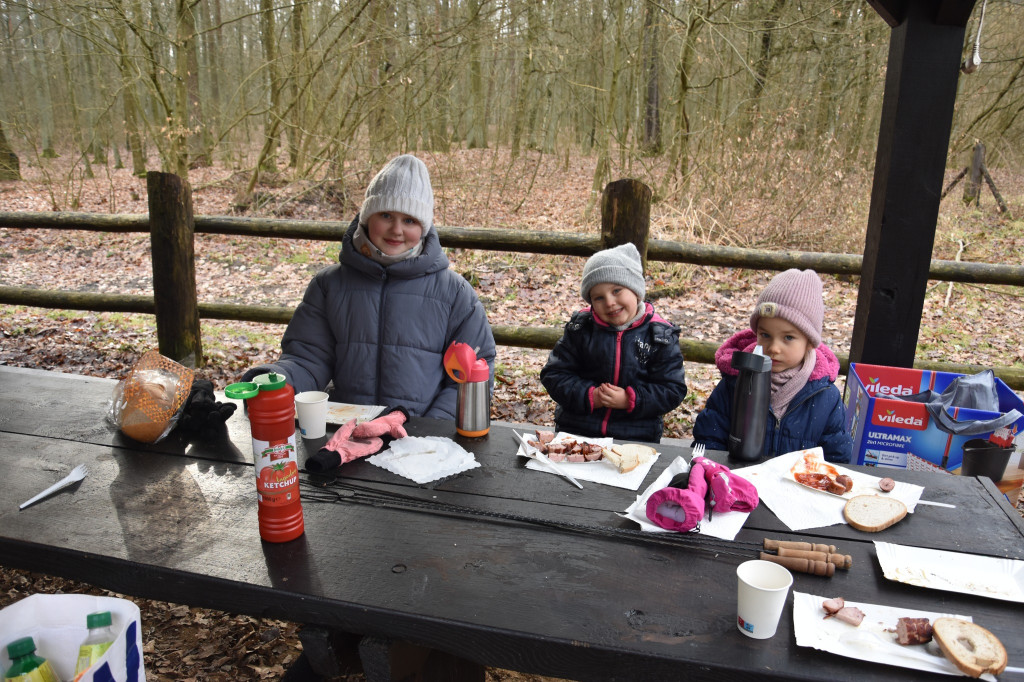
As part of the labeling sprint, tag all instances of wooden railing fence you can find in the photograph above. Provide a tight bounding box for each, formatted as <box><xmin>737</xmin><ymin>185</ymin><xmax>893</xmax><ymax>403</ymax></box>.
<box><xmin>1</xmin><ymin>172</ymin><xmax>1023</xmax><ymax>388</ymax></box>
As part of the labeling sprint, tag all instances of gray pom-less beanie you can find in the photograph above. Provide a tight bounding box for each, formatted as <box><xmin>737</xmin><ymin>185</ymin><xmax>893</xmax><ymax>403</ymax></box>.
<box><xmin>358</xmin><ymin>154</ymin><xmax>434</xmax><ymax>232</ymax></box>
<box><xmin>580</xmin><ymin>243</ymin><xmax>646</xmax><ymax>303</ymax></box>
<box><xmin>749</xmin><ymin>268</ymin><xmax>824</xmax><ymax>347</ymax></box>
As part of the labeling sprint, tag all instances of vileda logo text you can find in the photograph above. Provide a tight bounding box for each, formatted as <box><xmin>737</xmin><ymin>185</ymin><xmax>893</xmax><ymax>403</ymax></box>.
<box><xmin>865</xmin><ymin>379</ymin><xmax>915</xmax><ymax>396</ymax></box>
<box><xmin>871</xmin><ymin>405</ymin><xmax>927</xmax><ymax>430</ymax></box>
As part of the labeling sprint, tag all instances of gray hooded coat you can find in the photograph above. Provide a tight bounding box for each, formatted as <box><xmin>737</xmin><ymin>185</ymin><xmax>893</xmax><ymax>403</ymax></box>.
<box><xmin>244</xmin><ymin>217</ymin><xmax>495</xmax><ymax>419</ymax></box>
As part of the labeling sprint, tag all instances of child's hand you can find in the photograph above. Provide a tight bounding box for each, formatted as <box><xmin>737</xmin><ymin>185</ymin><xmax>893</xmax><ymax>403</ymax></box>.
<box><xmin>594</xmin><ymin>383</ymin><xmax>629</xmax><ymax>410</ymax></box>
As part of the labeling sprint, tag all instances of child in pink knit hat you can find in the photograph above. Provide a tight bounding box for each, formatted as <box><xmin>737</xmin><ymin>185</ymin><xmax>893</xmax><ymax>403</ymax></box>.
<box><xmin>693</xmin><ymin>269</ymin><xmax>851</xmax><ymax>462</ymax></box>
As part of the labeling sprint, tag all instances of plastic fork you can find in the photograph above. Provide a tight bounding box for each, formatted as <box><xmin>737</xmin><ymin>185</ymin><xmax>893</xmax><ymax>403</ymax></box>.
<box><xmin>692</xmin><ymin>443</ymin><xmax>706</xmax><ymax>460</ymax></box>
<box><xmin>19</xmin><ymin>464</ymin><xmax>89</xmax><ymax>510</ymax></box>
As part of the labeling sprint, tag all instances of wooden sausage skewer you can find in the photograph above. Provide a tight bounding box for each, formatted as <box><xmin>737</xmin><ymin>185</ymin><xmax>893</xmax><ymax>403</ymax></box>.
<box><xmin>776</xmin><ymin>547</ymin><xmax>853</xmax><ymax>570</ymax></box>
<box><xmin>760</xmin><ymin>552</ymin><xmax>835</xmax><ymax>577</ymax></box>
<box><xmin>763</xmin><ymin>538</ymin><xmax>837</xmax><ymax>554</ymax></box>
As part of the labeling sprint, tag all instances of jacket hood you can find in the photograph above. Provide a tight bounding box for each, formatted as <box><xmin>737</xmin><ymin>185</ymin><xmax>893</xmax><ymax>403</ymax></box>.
<box><xmin>715</xmin><ymin>328</ymin><xmax>839</xmax><ymax>381</ymax></box>
<box><xmin>339</xmin><ymin>216</ymin><xmax>450</xmax><ymax>279</ymax></box>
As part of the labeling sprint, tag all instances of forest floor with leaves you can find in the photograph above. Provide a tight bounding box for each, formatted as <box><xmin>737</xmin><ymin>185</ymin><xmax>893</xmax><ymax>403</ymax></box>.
<box><xmin>1</xmin><ymin>149</ymin><xmax>1023</xmax><ymax>681</ymax></box>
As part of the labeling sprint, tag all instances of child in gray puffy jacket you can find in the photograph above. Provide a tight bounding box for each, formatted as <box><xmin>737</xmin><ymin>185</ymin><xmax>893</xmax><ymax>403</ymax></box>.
<box><xmin>244</xmin><ymin>154</ymin><xmax>495</xmax><ymax>420</ymax></box>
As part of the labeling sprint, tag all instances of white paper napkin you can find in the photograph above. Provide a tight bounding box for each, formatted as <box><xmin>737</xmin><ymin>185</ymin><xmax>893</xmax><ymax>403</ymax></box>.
<box><xmin>621</xmin><ymin>456</ymin><xmax>752</xmax><ymax>540</ymax></box>
<box><xmin>793</xmin><ymin>591</ymin><xmax>991</xmax><ymax>679</ymax></box>
<box><xmin>517</xmin><ymin>432</ymin><xmax>659</xmax><ymax>490</ymax></box>
<box><xmin>740</xmin><ymin>448</ymin><xmax>925</xmax><ymax>531</ymax></box>
<box><xmin>368</xmin><ymin>436</ymin><xmax>480</xmax><ymax>484</ymax></box>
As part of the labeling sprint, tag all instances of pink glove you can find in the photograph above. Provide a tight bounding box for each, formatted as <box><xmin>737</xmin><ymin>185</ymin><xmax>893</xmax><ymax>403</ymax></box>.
<box><xmin>352</xmin><ymin>407</ymin><xmax>409</xmax><ymax>440</ymax></box>
<box><xmin>694</xmin><ymin>456</ymin><xmax>759</xmax><ymax>514</ymax></box>
<box><xmin>646</xmin><ymin>458</ymin><xmax>711</xmax><ymax>532</ymax></box>
<box><xmin>306</xmin><ymin>419</ymin><xmax>382</xmax><ymax>473</ymax></box>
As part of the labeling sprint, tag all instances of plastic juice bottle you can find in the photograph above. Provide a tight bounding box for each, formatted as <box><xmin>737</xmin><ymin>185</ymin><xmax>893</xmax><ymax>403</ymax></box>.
<box><xmin>73</xmin><ymin>611</ymin><xmax>116</xmax><ymax>681</ymax></box>
<box><xmin>225</xmin><ymin>373</ymin><xmax>305</xmax><ymax>542</ymax></box>
<box><xmin>4</xmin><ymin>637</ymin><xmax>60</xmax><ymax>682</ymax></box>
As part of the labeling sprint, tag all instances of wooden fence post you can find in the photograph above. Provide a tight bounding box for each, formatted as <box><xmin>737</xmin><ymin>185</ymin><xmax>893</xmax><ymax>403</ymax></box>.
<box><xmin>146</xmin><ymin>171</ymin><xmax>202</xmax><ymax>367</ymax></box>
<box><xmin>600</xmin><ymin>179</ymin><xmax>652</xmax><ymax>269</ymax></box>
<box><xmin>962</xmin><ymin>141</ymin><xmax>984</xmax><ymax>206</ymax></box>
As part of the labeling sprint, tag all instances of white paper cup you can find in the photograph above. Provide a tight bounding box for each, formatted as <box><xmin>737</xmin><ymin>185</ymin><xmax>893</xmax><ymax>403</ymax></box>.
<box><xmin>736</xmin><ymin>559</ymin><xmax>793</xmax><ymax>639</ymax></box>
<box><xmin>294</xmin><ymin>391</ymin><xmax>329</xmax><ymax>439</ymax></box>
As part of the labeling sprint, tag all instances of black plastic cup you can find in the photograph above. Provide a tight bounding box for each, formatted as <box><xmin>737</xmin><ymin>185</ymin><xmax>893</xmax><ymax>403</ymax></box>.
<box><xmin>961</xmin><ymin>438</ymin><xmax>1013</xmax><ymax>481</ymax></box>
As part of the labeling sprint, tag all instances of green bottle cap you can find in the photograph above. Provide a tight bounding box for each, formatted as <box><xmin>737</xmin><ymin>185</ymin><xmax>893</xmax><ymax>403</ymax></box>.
<box><xmin>87</xmin><ymin>611</ymin><xmax>113</xmax><ymax>628</ymax></box>
<box><xmin>253</xmin><ymin>372</ymin><xmax>287</xmax><ymax>392</ymax></box>
<box><xmin>224</xmin><ymin>381</ymin><xmax>259</xmax><ymax>400</ymax></box>
<box><xmin>6</xmin><ymin>636</ymin><xmax>36</xmax><ymax>658</ymax></box>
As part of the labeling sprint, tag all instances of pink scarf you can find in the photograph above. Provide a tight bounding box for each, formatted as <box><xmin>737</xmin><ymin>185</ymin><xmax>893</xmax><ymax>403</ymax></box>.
<box><xmin>770</xmin><ymin>348</ymin><xmax>816</xmax><ymax>418</ymax></box>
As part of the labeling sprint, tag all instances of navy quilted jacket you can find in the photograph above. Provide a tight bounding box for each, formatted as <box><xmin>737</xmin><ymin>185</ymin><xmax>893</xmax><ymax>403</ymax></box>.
<box><xmin>244</xmin><ymin>217</ymin><xmax>495</xmax><ymax>419</ymax></box>
<box><xmin>692</xmin><ymin>329</ymin><xmax>852</xmax><ymax>462</ymax></box>
<box><xmin>540</xmin><ymin>304</ymin><xmax>687</xmax><ymax>443</ymax></box>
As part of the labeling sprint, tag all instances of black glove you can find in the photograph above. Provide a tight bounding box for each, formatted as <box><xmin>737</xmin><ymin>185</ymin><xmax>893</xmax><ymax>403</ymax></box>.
<box><xmin>176</xmin><ymin>379</ymin><xmax>237</xmax><ymax>436</ymax></box>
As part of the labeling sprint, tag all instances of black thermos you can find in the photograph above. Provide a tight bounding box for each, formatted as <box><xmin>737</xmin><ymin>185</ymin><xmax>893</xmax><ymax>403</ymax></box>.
<box><xmin>728</xmin><ymin>347</ymin><xmax>772</xmax><ymax>461</ymax></box>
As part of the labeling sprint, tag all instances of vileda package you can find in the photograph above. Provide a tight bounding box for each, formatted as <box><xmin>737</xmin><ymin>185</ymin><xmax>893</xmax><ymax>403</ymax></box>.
<box><xmin>845</xmin><ymin>364</ymin><xmax>1023</xmax><ymax>496</ymax></box>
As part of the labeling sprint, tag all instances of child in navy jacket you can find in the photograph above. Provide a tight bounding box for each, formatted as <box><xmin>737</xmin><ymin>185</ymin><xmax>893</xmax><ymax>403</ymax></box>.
<box><xmin>540</xmin><ymin>243</ymin><xmax>687</xmax><ymax>443</ymax></box>
<box><xmin>693</xmin><ymin>269</ymin><xmax>851</xmax><ymax>462</ymax></box>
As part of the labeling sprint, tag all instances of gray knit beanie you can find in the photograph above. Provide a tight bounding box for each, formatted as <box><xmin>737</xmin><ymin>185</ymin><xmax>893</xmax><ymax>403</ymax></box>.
<box><xmin>749</xmin><ymin>268</ymin><xmax>824</xmax><ymax>347</ymax></box>
<box><xmin>580</xmin><ymin>243</ymin><xmax>646</xmax><ymax>303</ymax></box>
<box><xmin>358</xmin><ymin>154</ymin><xmax>434</xmax><ymax>233</ymax></box>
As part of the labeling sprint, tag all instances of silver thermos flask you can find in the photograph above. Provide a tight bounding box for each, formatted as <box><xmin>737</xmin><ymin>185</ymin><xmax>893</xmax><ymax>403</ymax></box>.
<box><xmin>728</xmin><ymin>346</ymin><xmax>772</xmax><ymax>461</ymax></box>
<box><xmin>456</xmin><ymin>379</ymin><xmax>491</xmax><ymax>438</ymax></box>
<box><xmin>444</xmin><ymin>341</ymin><xmax>491</xmax><ymax>438</ymax></box>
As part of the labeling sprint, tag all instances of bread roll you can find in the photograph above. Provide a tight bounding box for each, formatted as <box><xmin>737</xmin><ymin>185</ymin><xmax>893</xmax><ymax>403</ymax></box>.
<box><xmin>932</xmin><ymin>618</ymin><xmax>1007</xmax><ymax>678</ymax></box>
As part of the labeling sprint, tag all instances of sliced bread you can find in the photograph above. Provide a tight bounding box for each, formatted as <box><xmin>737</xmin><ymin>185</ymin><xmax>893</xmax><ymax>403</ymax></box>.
<box><xmin>602</xmin><ymin>443</ymin><xmax>656</xmax><ymax>473</ymax></box>
<box><xmin>932</xmin><ymin>617</ymin><xmax>1007</xmax><ymax>678</ymax></box>
<box><xmin>842</xmin><ymin>495</ymin><xmax>907</xmax><ymax>532</ymax></box>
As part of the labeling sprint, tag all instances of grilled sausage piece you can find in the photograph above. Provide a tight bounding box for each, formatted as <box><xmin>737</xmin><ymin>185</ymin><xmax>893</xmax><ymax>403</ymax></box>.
<box><xmin>896</xmin><ymin>617</ymin><xmax>933</xmax><ymax>645</ymax></box>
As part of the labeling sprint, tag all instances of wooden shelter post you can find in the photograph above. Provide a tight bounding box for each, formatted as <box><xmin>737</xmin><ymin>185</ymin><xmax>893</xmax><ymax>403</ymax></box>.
<box><xmin>147</xmin><ymin>171</ymin><xmax>202</xmax><ymax>367</ymax></box>
<box><xmin>851</xmin><ymin>0</ymin><xmax>974</xmax><ymax>368</ymax></box>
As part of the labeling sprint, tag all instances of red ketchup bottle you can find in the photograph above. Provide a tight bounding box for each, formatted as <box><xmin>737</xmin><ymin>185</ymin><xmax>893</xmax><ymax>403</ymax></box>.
<box><xmin>226</xmin><ymin>373</ymin><xmax>304</xmax><ymax>542</ymax></box>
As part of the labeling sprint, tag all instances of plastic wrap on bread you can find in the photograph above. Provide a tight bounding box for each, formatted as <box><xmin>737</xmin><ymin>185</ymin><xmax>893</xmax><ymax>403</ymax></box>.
<box><xmin>107</xmin><ymin>350</ymin><xmax>194</xmax><ymax>443</ymax></box>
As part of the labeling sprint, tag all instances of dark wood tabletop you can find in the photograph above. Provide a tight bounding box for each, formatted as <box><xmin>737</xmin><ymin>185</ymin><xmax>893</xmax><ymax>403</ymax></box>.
<box><xmin>1</xmin><ymin>365</ymin><xmax>1022</xmax><ymax>681</ymax></box>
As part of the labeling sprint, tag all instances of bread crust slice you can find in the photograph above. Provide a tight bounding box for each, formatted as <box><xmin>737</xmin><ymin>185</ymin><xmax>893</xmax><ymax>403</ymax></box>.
<box><xmin>842</xmin><ymin>495</ymin><xmax>907</xmax><ymax>532</ymax></box>
<box><xmin>932</xmin><ymin>617</ymin><xmax>1007</xmax><ymax>678</ymax></box>
<box><xmin>602</xmin><ymin>444</ymin><xmax>656</xmax><ymax>473</ymax></box>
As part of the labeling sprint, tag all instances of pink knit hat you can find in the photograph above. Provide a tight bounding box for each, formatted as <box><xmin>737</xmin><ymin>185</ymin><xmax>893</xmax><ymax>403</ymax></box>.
<box><xmin>749</xmin><ymin>269</ymin><xmax>824</xmax><ymax>347</ymax></box>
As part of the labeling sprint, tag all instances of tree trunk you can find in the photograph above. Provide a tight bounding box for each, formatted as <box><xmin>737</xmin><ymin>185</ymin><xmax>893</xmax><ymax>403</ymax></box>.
<box><xmin>963</xmin><ymin>142</ymin><xmax>985</xmax><ymax>206</ymax></box>
<box><xmin>182</xmin><ymin>0</ymin><xmax>210</xmax><ymax>168</ymax></box>
<box><xmin>464</xmin><ymin>0</ymin><xmax>488</xmax><ymax>150</ymax></box>
<box><xmin>258</xmin><ymin>0</ymin><xmax>281</xmax><ymax>172</ymax></box>
<box><xmin>747</xmin><ymin>0</ymin><xmax>786</xmax><ymax>134</ymax></box>
<box><xmin>111</xmin><ymin>7</ymin><xmax>146</xmax><ymax>176</ymax></box>
<box><xmin>641</xmin><ymin>0</ymin><xmax>661</xmax><ymax>154</ymax></box>
<box><xmin>0</xmin><ymin>121</ymin><xmax>21</xmax><ymax>181</ymax></box>
<box><xmin>59</xmin><ymin>31</ymin><xmax>93</xmax><ymax>183</ymax></box>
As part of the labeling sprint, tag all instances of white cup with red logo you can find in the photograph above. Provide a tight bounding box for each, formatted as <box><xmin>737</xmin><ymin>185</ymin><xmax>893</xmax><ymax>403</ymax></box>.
<box><xmin>736</xmin><ymin>559</ymin><xmax>793</xmax><ymax>639</ymax></box>
<box><xmin>294</xmin><ymin>391</ymin><xmax>329</xmax><ymax>439</ymax></box>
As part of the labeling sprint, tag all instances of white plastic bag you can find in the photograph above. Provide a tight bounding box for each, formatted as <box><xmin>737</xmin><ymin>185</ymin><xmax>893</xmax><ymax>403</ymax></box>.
<box><xmin>0</xmin><ymin>594</ymin><xmax>145</xmax><ymax>682</ymax></box>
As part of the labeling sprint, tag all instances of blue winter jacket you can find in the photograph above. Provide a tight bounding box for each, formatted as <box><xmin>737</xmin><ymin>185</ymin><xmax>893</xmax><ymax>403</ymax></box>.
<box><xmin>244</xmin><ymin>217</ymin><xmax>495</xmax><ymax>419</ymax></box>
<box><xmin>692</xmin><ymin>329</ymin><xmax>851</xmax><ymax>462</ymax></box>
<box><xmin>540</xmin><ymin>303</ymin><xmax>687</xmax><ymax>443</ymax></box>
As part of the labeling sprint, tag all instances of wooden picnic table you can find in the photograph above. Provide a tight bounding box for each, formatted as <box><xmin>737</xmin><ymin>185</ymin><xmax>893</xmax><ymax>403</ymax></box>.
<box><xmin>1</xmin><ymin>365</ymin><xmax>1022</xmax><ymax>681</ymax></box>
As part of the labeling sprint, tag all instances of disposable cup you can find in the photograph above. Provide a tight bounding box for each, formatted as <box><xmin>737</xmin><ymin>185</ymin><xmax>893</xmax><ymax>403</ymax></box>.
<box><xmin>736</xmin><ymin>559</ymin><xmax>793</xmax><ymax>639</ymax></box>
<box><xmin>294</xmin><ymin>391</ymin><xmax>329</xmax><ymax>439</ymax></box>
